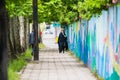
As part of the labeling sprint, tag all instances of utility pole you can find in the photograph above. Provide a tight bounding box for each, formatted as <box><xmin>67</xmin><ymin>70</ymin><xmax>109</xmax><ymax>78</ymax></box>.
<box><xmin>33</xmin><ymin>0</ymin><xmax>39</xmax><ymax>60</ymax></box>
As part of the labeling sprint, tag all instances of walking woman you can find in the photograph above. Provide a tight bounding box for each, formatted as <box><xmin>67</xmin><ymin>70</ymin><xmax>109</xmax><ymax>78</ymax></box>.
<box><xmin>58</xmin><ymin>28</ymin><xmax>66</xmax><ymax>53</ymax></box>
<box><xmin>29</xmin><ymin>29</ymin><xmax>34</xmax><ymax>55</ymax></box>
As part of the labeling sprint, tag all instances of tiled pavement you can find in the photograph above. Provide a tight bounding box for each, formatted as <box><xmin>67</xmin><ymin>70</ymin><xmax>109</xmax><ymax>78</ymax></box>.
<box><xmin>20</xmin><ymin>48</ymin><xmax>97</xmax><ymax>80</ymax></box>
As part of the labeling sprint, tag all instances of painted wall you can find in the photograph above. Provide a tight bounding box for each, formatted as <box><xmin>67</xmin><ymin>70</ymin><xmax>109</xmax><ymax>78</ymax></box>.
<box><xmin>66</xmin><ymin>6</ymin><xmax>120</xmax><ymax>80</ymax></box>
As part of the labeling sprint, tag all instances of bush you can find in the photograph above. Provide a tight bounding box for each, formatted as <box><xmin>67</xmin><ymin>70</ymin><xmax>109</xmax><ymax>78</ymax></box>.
<box><xmin>8</xmin><ymin>68</ymin><xmax>20</xmax><ymax>80</ymax></box>
<box><xmin>8</xmin><ymin>48</ymin><xmax>32</xmax><ymax>80</ymax></box>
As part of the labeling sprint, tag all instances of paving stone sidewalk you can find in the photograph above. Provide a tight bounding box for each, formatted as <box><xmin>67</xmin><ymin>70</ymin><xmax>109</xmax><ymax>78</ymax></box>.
<box><xmin>20</xmin><ymin>48</ymin><xmax>97</xmax><ymax>80</ymax></box>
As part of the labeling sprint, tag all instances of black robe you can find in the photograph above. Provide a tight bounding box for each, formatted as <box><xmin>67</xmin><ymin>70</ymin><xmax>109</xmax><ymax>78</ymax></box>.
<box><xmin>58</xmin><ymin>32</ymin><xmax>67</xmax><ymax>53</ymax></box>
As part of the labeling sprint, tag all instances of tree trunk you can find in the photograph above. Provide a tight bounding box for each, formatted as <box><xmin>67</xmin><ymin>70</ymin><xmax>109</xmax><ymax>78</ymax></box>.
<box><xmin>8</xmin><ymin>18</ymin><xmax>15</xmax><ymax>59</ymax></box>
<box><xmin>13</xmin><ymin>16</ymin><xmax>22</xmax><ymax>55</ymax></box>
<box><xmin>19</xmin><ymin>16</ymin><xmax>26</xmax><ymax>51</ymax></box>
<box><xmin>8</xmin><ymin>17</ymin><xmax>18</xmax><ymax>58</ymax></box>
<box><xmin>24</xmin><ymin>17</ymin><xmax>29</xmax><ymax>49</ymax></box>
<box><xmin>9</xmin><ymin>16</ymin><xmax>29</xmax><ymax>59</ymax></box>
<box><xmin>24</xmin><ymin>17</ymin><xmax>27</xmax><ymax>49</ymax></box>
<box><xmin>26</xmin><ymin>17</ymin><xmax>30</xmax><ymax>48</ymax></box>
<box><xmin>9</xmin><ymin>16</ymin><xmax>22</xmax><ymax>58</ymax></box>
<box><xmin>33</xmin><ymin>0</ymin><xmax>39</xmax><ymax>60</ymax></box>
<box><xmin>0</xmin><ymin>1</ymin><xmax>8</xmax><ymax>79</ymax></box>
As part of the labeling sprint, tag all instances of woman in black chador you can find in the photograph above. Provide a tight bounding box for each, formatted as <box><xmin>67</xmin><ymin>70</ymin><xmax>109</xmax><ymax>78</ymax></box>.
<box><xmin>58</xmin><ymin>28</ymin><xmax>67</xmax><ymax>53</ymax></box>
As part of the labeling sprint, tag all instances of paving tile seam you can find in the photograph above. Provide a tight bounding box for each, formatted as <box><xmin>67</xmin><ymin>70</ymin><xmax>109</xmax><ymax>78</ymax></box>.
<box><xmin>64</xmin><ymin>53</ymin><xmax>80</xmax><ymax>80</ymax></box>
<box><xmin>50</xmin><ymin>55</ymin><xmax>59</xmax><ymax>80</ymax></box>
<box><xmin>53</xmin><ymin>52</ymin><xmax>61</xmax><ymax>80</ymax></box>
<box><xmin>59</xmin><ymin>53</ymin><xmax>69</xmax><ymax>80</ymax></box>
<box><xmin>21</xmin><ymin>49</ymin><xmax>97</xmax><ymax>80</ymax></box>
<box><xmin>63</xmin><ymin>52</ymin><xmax>96</xmax><ymax>80</ymax></box>
<box><xmin>49</xmin><ymin>51</ymin><xmax>59</xmax><ymax>80</ymax></box>
<box><xmin>34</xmin><ymin>52</ymin><xmax>45</xmax><ymax>80</ymax></box>
<box><xmin>40</xmin><ymin>52</ymin><xmax>49</xmax><ymax>80</ymax></box>
<box><xmin>66</xmin><ymin>53</ymin><xmax>97</xmax><ymax>80</ymax></box>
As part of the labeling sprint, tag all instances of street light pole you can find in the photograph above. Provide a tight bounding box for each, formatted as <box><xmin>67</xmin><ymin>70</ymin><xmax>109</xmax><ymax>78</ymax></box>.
<box><xmin>33</xmin><ymin>0</ymin><xmax>39</xmax><ymax>60</ymax></box>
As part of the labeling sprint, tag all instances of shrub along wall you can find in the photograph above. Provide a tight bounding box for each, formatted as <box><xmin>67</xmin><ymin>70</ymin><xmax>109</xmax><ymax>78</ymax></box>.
<box><xmin>66</xmin><ymin>5</ymin><xmax>120</xmax><ymax>80</ymax></box>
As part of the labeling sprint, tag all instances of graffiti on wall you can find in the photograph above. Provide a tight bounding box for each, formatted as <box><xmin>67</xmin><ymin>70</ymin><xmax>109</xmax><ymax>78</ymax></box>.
<box><xmin>66</xmin><ymin>6</ymin><xmax>120</xmax><ymax>80</ymax></box>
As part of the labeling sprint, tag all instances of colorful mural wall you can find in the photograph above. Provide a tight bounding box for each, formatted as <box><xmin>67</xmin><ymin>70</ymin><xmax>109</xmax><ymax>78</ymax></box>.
<box><xmin>66</xmin><ymin>6</ymin><xmax>120</xmax><ymax>80</ymax></box>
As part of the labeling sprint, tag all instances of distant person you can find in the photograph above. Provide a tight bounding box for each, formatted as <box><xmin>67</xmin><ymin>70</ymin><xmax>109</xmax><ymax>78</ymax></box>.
<box><xmin>40</xmin><ymin>31</ymin><xmax>42</xmax><ymax>36</ymax></box>
<box><xmin>58</xmin><ymin>28</ymin><xmax>67</xmax><ymax>53</ymax></box>
<box><xmin>39</xmin><ymin>31</ymin><xmax>42</xmax><ymax>43</ymax></box>
<box><xmin>29</xmin><ymin>29</ymin><xmax>34</xmax><ymax>55</ymax></box>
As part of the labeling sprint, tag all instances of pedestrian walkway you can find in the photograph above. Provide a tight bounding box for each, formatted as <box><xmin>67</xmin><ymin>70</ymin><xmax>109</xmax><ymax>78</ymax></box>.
<box><xmin>20</xmin><ymin>48</ymin><xmax>97</xmax><ymax>80</ymax></box>
<box><xmin>20</xmin><ymin>33</ymin><xmax>97</xmax><ymax>80</ymax></box>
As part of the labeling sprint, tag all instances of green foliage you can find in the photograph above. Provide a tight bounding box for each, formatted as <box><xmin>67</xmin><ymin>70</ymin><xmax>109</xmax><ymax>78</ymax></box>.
<box><xmin>9</xmin><ymin>58</ymin><xmax>26</xmax><ymax>72</ymax></box>
<box><xmin>8</xmin><ymin>68</ymin><xmax>20</xmax><ymax>80</ymax></box>
<box><xmin>6</xmin><ymin>0</ymin><xmax>117</xmax><ymax>25</ymax></box>
<box><xmin>37</xmin><ymin>0</ymin><xmax>113</xmax><ymax>25</ymax></box>
<box><xmin>77</xmin><ymin>0</ymin><xmax>109</xmax><ymax>19</ymax></box>
<box><xmin>8</xmin><ymin>49</ymin><xmax>32</xmax><ymax>80</ymax></box>
<box><xmin>6</xmin><ymin>0</ymin><xmax>32</xmax><ymax>17</ymax></box>
<box><xmin>23</xmin><ymin>48</ymin><xmax>32</xmax><ymax>59</ymax></box>
<box><xmin>118</xmin><ymin>3</ymin><xmax>120</xmax><ymax>6</ymax></box>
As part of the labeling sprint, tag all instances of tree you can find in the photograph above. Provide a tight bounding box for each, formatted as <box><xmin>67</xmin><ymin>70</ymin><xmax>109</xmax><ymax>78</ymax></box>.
<box><xmin>0</xmin><ymin>0</ymin><xmax>8</xmax><ymax>80</ymax></box>
<box><xmin>37</xmin><ymin>0</ymin><xmax>116</xmax><ymax>25</ymax></box>
<box><xmin>6</xmin><ymin>0</ymin><xmax>32</xmax><ymax>59</ymax></box>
